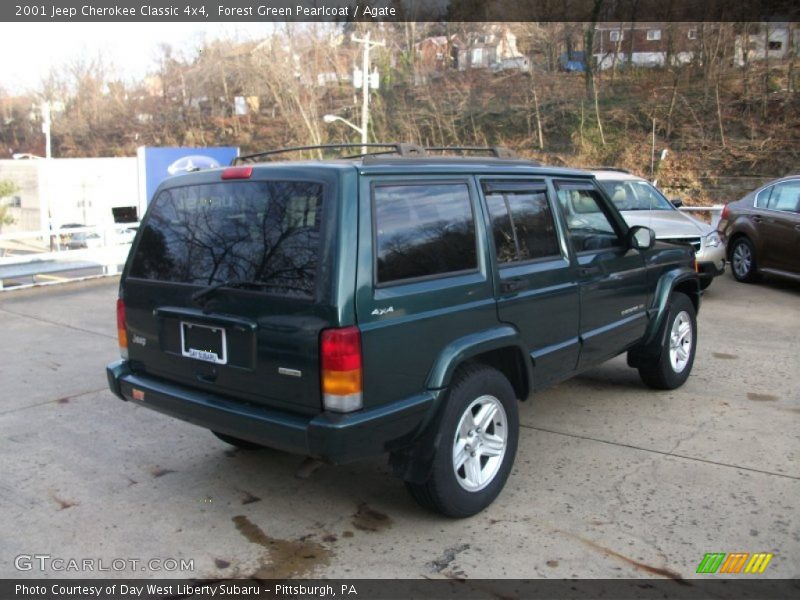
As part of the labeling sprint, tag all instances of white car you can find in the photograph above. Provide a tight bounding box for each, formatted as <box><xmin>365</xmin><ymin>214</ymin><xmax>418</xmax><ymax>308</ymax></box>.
<box><xmin>591</xmin><ymin>169</ymin><xmax>725</xmax><ymax>289</ymax></box>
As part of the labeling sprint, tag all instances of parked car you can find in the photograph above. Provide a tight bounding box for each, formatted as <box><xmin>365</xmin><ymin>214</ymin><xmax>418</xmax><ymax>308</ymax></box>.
<box><xmin>115</xmin><ymin>226</ymin><xmax>138</xmax><ymax>245</ymax></box>
<box><xmin>107</xmin><ymin>144</ymin><xmax>700</xmax><ymax>517</ymax></box>
<box><xmin>592</xmin><ymin>169</ymin><xmax>725</xmax><ymax>289</ymax></box>
<box><xmin>59</xmin><ymin>223</ymin><xmax>103</xmax><ymax>250</ymax></box>
<box><xmin>717</xmin><ymin>175</ymin><xmax>800</xmax><ymax>283</ymax></box>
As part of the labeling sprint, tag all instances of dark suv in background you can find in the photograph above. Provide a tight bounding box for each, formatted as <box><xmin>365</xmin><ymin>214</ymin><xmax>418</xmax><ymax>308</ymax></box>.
<box><xmin>107</xmin><ymin>144</ymin><xmax>700</xmax><ymax>517</ymax></box>
<box><xmin>718</xmin><ymin>175</ymin><xmax>800</xmax><ymax>283</ymax></box>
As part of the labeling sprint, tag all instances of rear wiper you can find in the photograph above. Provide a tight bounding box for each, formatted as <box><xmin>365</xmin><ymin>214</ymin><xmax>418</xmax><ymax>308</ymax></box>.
<box><xmin>191</xmin><ymin>279</ymin><xmax>268</xmax><ymax>303</ymax></box>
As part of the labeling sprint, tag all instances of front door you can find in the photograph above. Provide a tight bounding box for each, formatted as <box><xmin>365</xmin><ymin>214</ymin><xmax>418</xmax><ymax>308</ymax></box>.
<box><xmin>553</xmin><ymin>181</ymin><xmax>649</xmax><ymax>368</ymax></box>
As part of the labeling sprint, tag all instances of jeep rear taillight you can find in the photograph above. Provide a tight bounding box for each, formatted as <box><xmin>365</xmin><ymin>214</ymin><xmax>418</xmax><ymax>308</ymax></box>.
<box><xmin>116</xmin><ymin>298</ymin><xmax>128</xmax><ymax>359</ymax></box>
<box><xmin>320</xmin><ymin>326</ymin><xmax>363</xmax><ymax>413</ymax></box>
<box><xmin>720</xmin><ymin>203</ymin><xmax>730</xmax><ymax>221</ymax></box>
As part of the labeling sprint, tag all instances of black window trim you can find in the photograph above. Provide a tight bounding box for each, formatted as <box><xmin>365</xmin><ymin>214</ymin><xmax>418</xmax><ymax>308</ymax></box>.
<box><xmin>480</xmin><ymin>178</ymin><xmax>565</xmax><ymax>267</ymax></box>
<box><xmin>370</xmin><ymin>178</ymin><xmax>481</xmax><ymax>289</ymax></box>
<box><xmin>125</xmin><ymin>178</ymin><xmax>329</xmax><ymax>303</ymax></box>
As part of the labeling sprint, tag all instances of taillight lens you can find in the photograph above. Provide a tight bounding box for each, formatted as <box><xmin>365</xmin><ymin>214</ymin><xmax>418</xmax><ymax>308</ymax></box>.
<box><xmin>720</xmin><ymin>203</ymin><xmax>729</xmax><ymax>221</ymax></box>
<box><xmin>320</xmin><ymin>326</ymin><xmax>363</xmax><ymax>413</ymax></box>
<box><xmin>116</xmin><ymin>298</ymin><xmax>128</xmax><ymax>359</ymax></box>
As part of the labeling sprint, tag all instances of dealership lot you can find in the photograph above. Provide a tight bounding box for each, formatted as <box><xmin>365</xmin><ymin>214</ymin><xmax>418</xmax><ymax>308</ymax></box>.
<box><xmin>0</xmin><ymin>275</ymin><xmax>797</xmax><ymax>580</ymax></box>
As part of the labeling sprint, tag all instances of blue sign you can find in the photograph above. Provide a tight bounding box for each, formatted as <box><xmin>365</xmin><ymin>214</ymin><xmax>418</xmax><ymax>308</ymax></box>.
<box><xmin>137</xmin><ymin>146</ymin><xmax>238</xmax><ymax>206</ymax></box>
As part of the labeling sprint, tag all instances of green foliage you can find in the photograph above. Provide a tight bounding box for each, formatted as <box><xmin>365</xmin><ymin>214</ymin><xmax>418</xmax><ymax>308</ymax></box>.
<box><xmin>0</xmin><ymin>179</ymin><xmax>19</xmax><ymax>227</ymax></box>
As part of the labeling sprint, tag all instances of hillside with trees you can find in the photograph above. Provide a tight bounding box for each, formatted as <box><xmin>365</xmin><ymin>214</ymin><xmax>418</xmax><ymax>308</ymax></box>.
<box><xmin>1</xmin><ymin>22</ymin><xmax>797</xmax><ymax>204</ymax></box>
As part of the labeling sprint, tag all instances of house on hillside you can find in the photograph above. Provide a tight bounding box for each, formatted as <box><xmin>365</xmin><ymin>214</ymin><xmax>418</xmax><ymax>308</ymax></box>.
<box><xmin>414</xmin><ymin>27</ymin><xmax>529</xmax><ymax>78</ymax></box>
<box><xmin>734</xmin><ymin>23</ymin><xmax>799</xmax><ymax>66</ymax></box>
<box><xmin>414</xmin><ymin>35</ymin><xmax>464</xmax><ymax>73</ymax></box>
<box><xmin>465</xmin><ymin>27</ymin><xmax>528</xmax><ymax>72</ymax></box>
<box><xmin>593</xmin><ymin>22</ymin><xmax>700</xmax><ymax>69</ymax></box>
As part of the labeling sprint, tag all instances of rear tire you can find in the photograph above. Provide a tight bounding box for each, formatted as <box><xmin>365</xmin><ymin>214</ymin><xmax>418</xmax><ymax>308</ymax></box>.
<box><xmin>638</xmin><ymin>292</ymin><xmax>697</xmax><ymax>390</ymax></box>
<box><xmin>405</xmin><ymin>364</ymin><xmax>519</xmax><ymax>518</ymax></box>
<box><xmin>730</xmin><ymin>237</ymin><xmax>759</xmax><ymax>283</ymax></box>
<box><xmin>212</xmin><ymin>431</ymin><xmax>264</xmax><ymax>450</ymax></box>
<box><xmin>699</xmin><ymin>277</ymin><xmax>713</xmax><ymax>291</ymax></box>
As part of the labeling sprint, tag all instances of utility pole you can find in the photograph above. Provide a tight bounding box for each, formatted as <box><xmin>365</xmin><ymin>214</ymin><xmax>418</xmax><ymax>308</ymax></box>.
<box><xmin>351</xmin><ymin>31</ymin><xmax>384</xmax><ymax>154</ymax></box>
<box><xmin>41</xmin><ymin>101</ymin><xmax>52</xmax><ymax>159</ymax></box>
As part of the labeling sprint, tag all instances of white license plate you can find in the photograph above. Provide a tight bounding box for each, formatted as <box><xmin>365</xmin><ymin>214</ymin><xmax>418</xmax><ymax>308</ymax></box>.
<box><xmin>180</xmin><ymin>321</ymin><xmax>227</xmax><ymax>365</ymax></box>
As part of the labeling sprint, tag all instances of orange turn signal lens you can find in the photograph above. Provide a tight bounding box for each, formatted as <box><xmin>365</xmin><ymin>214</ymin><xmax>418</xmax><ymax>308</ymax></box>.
<box><xmin>322</xmin><ymin>368</ymin><xmax>362</xmax><ymax>396</ymax></box>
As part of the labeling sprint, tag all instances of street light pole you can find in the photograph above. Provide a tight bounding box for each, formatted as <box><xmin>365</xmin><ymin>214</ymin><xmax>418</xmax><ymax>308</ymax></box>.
<box><xmin>323</xmin><ymin>114</ymin><xmax>364</xmax><ymax>138</ymax></box>
<box><xmin>41</xmin><ymin>101</ymin><xmax>52</xmax><ymax>159</ymax></box>
<box><xmin>351</xmin><ymin>31</ymin><xmax>385</xmax><ymax>154</ymax></box>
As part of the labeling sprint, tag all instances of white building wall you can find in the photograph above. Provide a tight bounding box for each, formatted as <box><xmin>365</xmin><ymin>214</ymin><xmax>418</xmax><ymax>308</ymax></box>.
<box><xmin>0</xmin><ymin>157</ymin><xmax>139</xmax><ymax>233</ymax></box>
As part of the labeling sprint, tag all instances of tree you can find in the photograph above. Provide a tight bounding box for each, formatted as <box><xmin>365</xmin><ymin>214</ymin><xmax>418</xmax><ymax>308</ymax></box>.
<box><xmin>0</xmin><ymin>179</ymin><xmax>19</xmax><ymax>230</ymax></box>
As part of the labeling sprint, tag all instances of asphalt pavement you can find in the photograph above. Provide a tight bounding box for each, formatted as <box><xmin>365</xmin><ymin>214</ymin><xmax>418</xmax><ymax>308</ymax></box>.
<box><xmin>0</xmin><ymin>273</ymin><xmax>797</xmax><ymax>581</ymax></box>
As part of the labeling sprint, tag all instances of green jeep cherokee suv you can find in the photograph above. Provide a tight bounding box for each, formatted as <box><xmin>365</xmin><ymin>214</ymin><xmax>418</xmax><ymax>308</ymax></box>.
<box><xmin>107</xmin><ymin>144</ymin><xmax>700</xmax><ymax>517</ymax></box>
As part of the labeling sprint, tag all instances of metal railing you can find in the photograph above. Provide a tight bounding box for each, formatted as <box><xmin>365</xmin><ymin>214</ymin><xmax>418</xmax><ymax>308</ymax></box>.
<box><xmin>678</xmin><ymin>205</ymin><xmax>725</xmax><ymax>228</ymax></box>
<box><xmin>0</xmin><ymin>223</ymin><xmax>138</xmax><ymax>290</ymax></box>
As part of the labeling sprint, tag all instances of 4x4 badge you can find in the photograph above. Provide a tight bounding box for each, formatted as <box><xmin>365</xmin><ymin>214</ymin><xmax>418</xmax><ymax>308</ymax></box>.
<box><xmin>371</xmin><ymin>306</ymin><xmax>394</xmax><ymax>316</ymax></box>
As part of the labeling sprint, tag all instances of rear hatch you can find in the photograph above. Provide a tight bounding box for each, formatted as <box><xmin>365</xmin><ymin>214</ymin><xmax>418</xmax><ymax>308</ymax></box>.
<box><xmin>121</xmin><ymin>167</ymin><xmax>342</xmax><ymax>416</ymax></box>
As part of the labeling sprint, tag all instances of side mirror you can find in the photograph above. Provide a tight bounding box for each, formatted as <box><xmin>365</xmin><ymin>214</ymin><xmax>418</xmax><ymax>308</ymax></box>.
<box><xmin>628</xmin><ymin>225</ymin><xmax>656</xmax><ymax>250</ymax></box>
<box><xmin>671</xmin><ymin>198</ymin><xmax>683</xmax><ymax>208</ymax></box>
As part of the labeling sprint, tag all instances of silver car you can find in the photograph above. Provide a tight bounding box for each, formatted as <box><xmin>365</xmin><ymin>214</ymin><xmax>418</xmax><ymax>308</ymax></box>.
<box><xmin>592</xmin><ymin>169</ymin><xmax>725</xmax><ymax>289</ymax></box>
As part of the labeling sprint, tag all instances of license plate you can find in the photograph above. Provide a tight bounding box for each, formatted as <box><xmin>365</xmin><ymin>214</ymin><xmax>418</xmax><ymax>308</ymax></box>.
<box><xmin>180</xmin><ymin>321</ymin><xmax>227</xmax><ymax>365</ymax></box>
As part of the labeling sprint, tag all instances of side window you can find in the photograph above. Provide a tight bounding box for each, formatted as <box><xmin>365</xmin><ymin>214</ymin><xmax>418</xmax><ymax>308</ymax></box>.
<box><xmin>767</xmin><ymin>181</ymin><xmax>800</xmax><ymax>213</ymax></box>
<box><xmin>373</xmin><ymin>183</ymin><xmax>477</xmax><ymax>285</ymax></box>
<box><xmin>754</xmin><ymin>186</ymin><xmax>772</xmax><ymax>208</ymax></box>
<box><xmin>483</xmin><ymin>181</ymin><xmax>560</xmax><ymax>264</ymax></box>
<box><xmin>555</xmin><ymin>185</ymin><xmax>623</xmax><ymax>252</ymax></box>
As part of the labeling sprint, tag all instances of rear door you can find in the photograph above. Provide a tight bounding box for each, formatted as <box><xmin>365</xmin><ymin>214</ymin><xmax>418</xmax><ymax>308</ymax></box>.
<box><xmin>479</xmin><ymin>178</ymin><xmax>580</xmax><ymax>389</ymax></box>
<box><xmin>553</xmin><ymin>180</ymin><xmax>649</xmax><ymax>368</ymax></box>
<box><xmin>122</xmin><ymin>170</ymin><xmax>342</xmax><ymax>416</ymax></box>
<box><xmin>354</xmin><ymin>176</ymin><xmax>497</xmax><ymax>407</ymax></box>
<box><xmin>760</xmin><ymin>180</ymin><xmax>800</xmax><ymax>272</ymax></box>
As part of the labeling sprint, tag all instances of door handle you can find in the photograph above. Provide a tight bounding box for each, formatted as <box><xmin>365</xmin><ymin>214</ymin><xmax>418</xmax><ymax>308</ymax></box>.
<box><xmin>577</xmin><ymin>265</ymin><xmax>601</xmax><ymax>277</ymax></box>
<box><xmin>794</xmin><ymin>224</ymin><xmax>800</xmax><ymax>231</ymax></box>
<box><xmin>500</xmin><ymin>278</ymin><xmax>525</xmax><ymax>293</ymax></box>
<box><xmin>752</xmin><ymin>215</ymin><xmax>763</xmax><ymax>223</ymax></box>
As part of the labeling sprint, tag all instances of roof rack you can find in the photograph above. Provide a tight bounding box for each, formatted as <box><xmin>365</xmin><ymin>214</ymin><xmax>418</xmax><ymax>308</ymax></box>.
<box><xmin>233</xmin><ymin>143</ymin><xmax>426</xmax><ymax>164</ymax></box>
<box><xmin>424</xmin><ymin>146</ymin><xmax>519</xmax><ymax>159</ymax></box>
<box><xmin>585</xmin><ymin>166</ymin><xmax>632</xmax><ymax>174</ymax></box>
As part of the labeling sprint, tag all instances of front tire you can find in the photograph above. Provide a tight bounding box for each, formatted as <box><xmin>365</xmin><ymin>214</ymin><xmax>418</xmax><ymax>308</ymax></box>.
<box><xmin>406</xmin><ymin>364</ymin><xmax>519</xmax><ymax>518</ymax></box>
<box><xmin>638</xmin><ymin>292</ymin><xmax>697</xmax><ymax>390</ymax></box>
<box><xmin>730</xmin><ymin>237</ymin><xmax>759</xmax><ymax>283</ymax></box>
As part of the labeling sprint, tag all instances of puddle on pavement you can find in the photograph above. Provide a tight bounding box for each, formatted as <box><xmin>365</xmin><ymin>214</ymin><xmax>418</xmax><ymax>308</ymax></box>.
<box><xmin>51</xmin><ymin>494</ymin><xmax>77</xmax><ymax>510</ymax></box>
<box><xmin>232</xmin><ymin>515</ymin><xmax>331</xmax><ymax>578</ymax></box>
<box><xmin>151</xmin><ymin>467</ymin><xmax>176</xmax><ymax>478</ymax></box>
<box><xmin>747</xmin><ymin>392</ymin><xmax>778</xmax><ymax>402</ymax></box>
<box><xmin>238</xmin><ymin>490</ymin><xmax>261</xmax><ymax>505</ymax></box>
<box><xmin>351</xmin><ymin>502</ymin><xmax>392</xmax><ymax>532</ymax></box>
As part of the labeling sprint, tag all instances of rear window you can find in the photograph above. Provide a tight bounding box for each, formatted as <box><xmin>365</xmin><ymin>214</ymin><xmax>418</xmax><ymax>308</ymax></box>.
<box><xmin>129</xmin><ymin>181</ymin><xmax>323</xmax><ymax>298</ymax></box>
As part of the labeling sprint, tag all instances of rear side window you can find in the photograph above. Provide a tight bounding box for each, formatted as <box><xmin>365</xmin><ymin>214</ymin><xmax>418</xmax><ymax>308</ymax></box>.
<box><xmin>373</xmin><ymin>183</ymin><xmax>477</xmax><ymax>285</ymax></box>
<box><xmin>767</xmin><ymin>181</ymin><xmax>800</xmax><ymax>213</ymax></box>
<box><xmin>129</xmin><ymin>181</ymin><xmax>323</xmax><ymax>298</ymax></box>
<box><xmin>754</xmin><ymin>186</ymin><xmax>772</xmax><ymax>208</ymax></box>
<box><xmin>483</xmin><ymin>181</ymin><xmax>560</xmax><ymax>263</ymax></box>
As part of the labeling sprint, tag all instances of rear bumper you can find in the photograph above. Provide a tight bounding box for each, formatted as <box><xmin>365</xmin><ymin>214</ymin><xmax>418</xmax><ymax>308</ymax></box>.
<box><xmin>106</xmin><ymin>360</ymin><xmax>437</xmax><ymax>464</ymax></box>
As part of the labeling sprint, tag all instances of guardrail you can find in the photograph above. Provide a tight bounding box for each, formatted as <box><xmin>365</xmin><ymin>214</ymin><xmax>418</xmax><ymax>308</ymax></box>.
<box><xmin>0</xmin><ymin>223</ymin><xmax>138</xmax><ymax>290</ymax></box>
